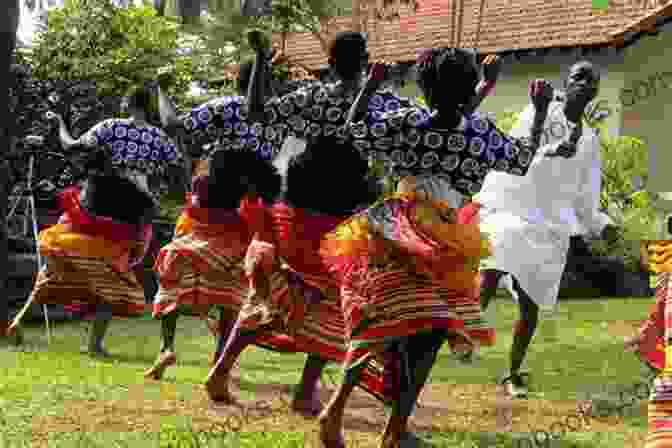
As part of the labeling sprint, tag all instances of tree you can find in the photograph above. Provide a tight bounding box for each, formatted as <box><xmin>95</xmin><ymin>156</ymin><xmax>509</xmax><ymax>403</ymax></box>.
<box><xmin>26</xmin><ymin>0</ymin><xmax>194</xmax><ymax>102</ymax></box>
<box><xmin>0</xmin><ymin>0</ymin><xmax>21</xmax><ymax>335</ymax></box>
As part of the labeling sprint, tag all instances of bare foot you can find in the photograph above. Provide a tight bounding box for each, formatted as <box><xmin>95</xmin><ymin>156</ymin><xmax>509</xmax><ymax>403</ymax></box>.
<box><xmin>318</xmin><ymin>411</ymin><xmax>345</xmax><ymax>448</ymax></box>
<box><xmin>144</xmin><ymin>351</ymin><xmax>176</xmax><ymax>380</ymax></box>
<box><xmin>205</xmin><ymin>373</ymin><xmax>239</xmax><ymax>405</ymax></box>
<box><xmin>206</xmin><ymin>318</ymin><xmax>219</xmax><ymax>337</ymax></box>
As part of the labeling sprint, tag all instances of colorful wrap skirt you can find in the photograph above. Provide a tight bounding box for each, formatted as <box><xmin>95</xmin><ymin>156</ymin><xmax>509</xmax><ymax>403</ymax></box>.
<box><xmin>152</xmin><ymin>201</ymin><xmax>270</xmax><ymax>318</ymax></box>
<box><xmin>320</xmin><ymin>194</ymin><xmax>494</xmax><ymax>381</ymax></box>
<box><xmin>644</xmin><ymin>241</ymin><xmax>672</xmax><ymax>447</ymax></box>
<box><xmin>31</xmin><ymin>228</ymin><xmax>147</xmax><ymax>318</ymax></box>
<box><xmin>239</xmin><ymin>204</ymin><xmax>389</xmax><ymax>401</ymax></box>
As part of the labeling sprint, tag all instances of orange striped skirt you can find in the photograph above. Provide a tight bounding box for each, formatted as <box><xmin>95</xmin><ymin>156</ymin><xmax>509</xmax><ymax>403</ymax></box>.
<box><xmin>152</xmin><ymin>233</ymin><xmax>253</xmax><ymax>318</ymax></box>
<box><xmin>647</xmin><ymin>375</ymin><xmax>672</xmax><ymax>447</ymax></box>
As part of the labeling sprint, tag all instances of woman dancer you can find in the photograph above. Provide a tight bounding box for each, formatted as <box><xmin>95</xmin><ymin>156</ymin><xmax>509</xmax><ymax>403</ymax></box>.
<box><xmin>9</xmin><ymin>149</ymin><xmax>157</xmax><ymax>356</ymax></box>
<box><xmin>146</xmin><ymin>147</ymin><xmax>281</xmax><ymax>381</ymax></box>
<box><xmin>626</xmin><ymin>240</ymin><xmax>672</xmax><ymax>448</ymax></box>
<box><xmin>204</xmin><ymin>137</ymin><xmax>386</xmax><ymax>415</ymax></box>
<box><xmin>316</xmin><ymin>47</ymin><xmax>554</xmax><ymax>448</ymax></box>
<box><xmin>8</xmin><ymin>85</ymin><xmax>179</xmax><ymax>355</ymax></box>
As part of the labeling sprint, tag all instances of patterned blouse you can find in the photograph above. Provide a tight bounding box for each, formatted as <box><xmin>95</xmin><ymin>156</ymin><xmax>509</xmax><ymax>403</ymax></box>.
<box><xmin>179</xmin><ymin>84</ymin><xmax>418</xmax><ymax>161</ymax></box>
<box><xmin>347</xmin><ymin>107</ymin><xmax>538</xmax><ymax>196</ymax></box>
<box><xmin>79</xmin><ymin>118</ymin><xmax>181</xmax><ymax>175</ymax></box>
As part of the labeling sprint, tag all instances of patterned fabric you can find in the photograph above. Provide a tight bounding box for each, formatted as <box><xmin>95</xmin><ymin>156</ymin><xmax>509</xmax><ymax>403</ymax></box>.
<box><xmin>31</xmin><ymin>225</ymin><xmax>147</xmax><ymax>317</ymax></box>
<box><xmin>646</xmin><ymin>241</ymin><xmax>672</xmax><ymax>447</ymax></box>
<box><xmin>347</xmin><ymin>109</ymin><xmax>538</xmax><ymax>196</ymax></box>
<box><xmin>239</xmin><ymin>206</ymin><xmax>391</xmax><ymax>402</ymax></box>
<box><xmin>637</xmin><ymin>272</ymin><xmax>670</xmax><ymax>372</ymax></box>
<box><xmin>179</xmin><ymin>85</ymin><xmax>415</xmax><ymax>159</ymax></box>
<box><xmin>77</xmin><ymin>118</ymin><xmax>181</xmax><ymax>175</ymax></box>
<box><xmin>153</xmin><ymin>197</ymin><xmax>271</xmax><ymax>317</ymax></box>
<box><xmin>320</xmin><ymin>193</ymin><xmax>494</xmax><ymax>377</ymax></box>
<box><xmin>647</xmin><ymin>380</ymin><xmax>672</xmax><ymax>447</ymax></box>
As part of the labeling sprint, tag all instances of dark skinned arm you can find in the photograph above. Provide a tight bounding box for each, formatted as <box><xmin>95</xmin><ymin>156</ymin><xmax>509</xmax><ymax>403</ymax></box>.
<box><xmin>246</xmin><ymin>30</ymin><xmax>271</xmax><ymax>122</ymax></box>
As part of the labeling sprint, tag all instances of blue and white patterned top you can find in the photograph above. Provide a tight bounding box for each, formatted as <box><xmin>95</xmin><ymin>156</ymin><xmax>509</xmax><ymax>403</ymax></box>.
<box><xmin>347</xmin><ymin>107</ymin><xmax>538</xmax><ymax>196</ymax></box>
<box><xmin>80</xmin><ymin>118</ymin><xmax>181</xmax><ymax>175</ymax></box>
<box><xmin>177</xmin><ymin>84</ymin><xmax>419</xmax><ymax>161</ymax></box>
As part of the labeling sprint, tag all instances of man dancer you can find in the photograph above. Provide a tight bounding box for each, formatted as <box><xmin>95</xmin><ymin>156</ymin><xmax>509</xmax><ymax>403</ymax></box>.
<box><xmin>475</xmin><ymin>61</ymin><xmax>619</xmax><ymax>398</ymax></box>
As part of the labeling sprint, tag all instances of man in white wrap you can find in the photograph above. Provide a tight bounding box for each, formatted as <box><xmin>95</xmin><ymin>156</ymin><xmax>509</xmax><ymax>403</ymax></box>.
<box><xmin>474</xmin><ymin>61</ymin><xmax>619</xmax><ymax>398</ymax></box>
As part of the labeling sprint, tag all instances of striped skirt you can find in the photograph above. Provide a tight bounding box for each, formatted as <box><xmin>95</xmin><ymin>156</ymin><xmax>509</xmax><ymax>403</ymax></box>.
<box><xmin>647</xmin><ymin>375</ymin><xmax>672</xmax><ymax>447</ymax></box>
<box><xmin>152</xmin><ymin>233</ymin><xmax>254</xmax><ymax>318</ymax></box>
<box><xmin>31</xmin><ymin>253</ymin><xmax>146</xmax><ymax>317</ymax></box>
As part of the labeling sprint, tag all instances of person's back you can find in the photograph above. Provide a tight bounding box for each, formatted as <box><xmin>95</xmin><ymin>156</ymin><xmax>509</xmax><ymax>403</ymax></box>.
<box><xmin>272</xmin><ymin>139</ymin><xmax>372</xmax><ymax>278</ymax></box>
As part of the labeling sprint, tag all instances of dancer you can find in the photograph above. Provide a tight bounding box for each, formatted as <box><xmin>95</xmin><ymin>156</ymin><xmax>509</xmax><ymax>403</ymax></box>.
<box><xmin>205</xmin><ymin>136</ymin><xmax>386</xmax><ymax>415</ymax></box>
<box><xmin>475</xmin><ymin>61</ymin><xmax>620</xmax><ymax>398</ymax></box>
<box><xmin>146</xmin><ymin>147</ymin><xmax>281</xmax><ymax>381</ymax></box>
<box><xmin>8</xmin><ymin>85</ymin><xmax>180</xmax><ymax>355</ymax></box>
<box><xmin>9</xmin><ymin>149</ymin><xmax>156</xmax><ymax>356</ymax></box>
<box><xmin>316</xmin><ymin>47</ymin><xmax>554</xmax><ymax>448</ymax></box>
<box><xmin>625</xmin><ymin>240</ymin><xmax>671</xmax><ymax>373</ymax></box>
<box><xmin>626</xmin><ymin>240</ymin><xmax>672</xmax><ymax>448</ymax></box>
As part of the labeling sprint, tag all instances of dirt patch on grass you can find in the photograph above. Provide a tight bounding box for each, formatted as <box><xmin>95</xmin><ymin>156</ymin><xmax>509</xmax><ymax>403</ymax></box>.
<box><xmin>30</xmin><ymin>377</ymin><xmax>647</xmax><ymax>447</ymax></box>
<box><xmin>607</xmin><ymin>320</ymin><xmax>642</xmax><ymax>339</ymax></box>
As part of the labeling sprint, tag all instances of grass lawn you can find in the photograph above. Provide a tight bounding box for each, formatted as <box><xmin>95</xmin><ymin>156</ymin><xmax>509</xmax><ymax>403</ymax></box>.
<box><xmin>0</xmin><ymin>297</ymin><xmax>656</xmax><ymax>447</ymax></box>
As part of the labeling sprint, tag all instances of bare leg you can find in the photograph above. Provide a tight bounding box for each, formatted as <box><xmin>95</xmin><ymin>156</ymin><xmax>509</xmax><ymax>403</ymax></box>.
<box><xmin>205</xmin><ymin>330</ymin><xmax>259</xmax><ymax>404</ymax></box>
<box><xmin>318</xmin><ymin>363</ymin><xmax>364</xmax><ymax>448</ymax></box>
<box><xmin>87</xmin><ymin>303</ymin><xmax>113</xmax><ymax>357</ymax></box>
<box><xmin>144</xmin><ymin>311</ymin><xmax>178</xmax><ymax>379</ymax></box>
<box><xmin>291</xmin><ymin>355</ymin><xmax>328</xmax><ymax>417</ymax></box>
<box><xmin>381</xmin><ymin>331</ymin><xmax>445</xmax><ymax>448</ymax></box>
<box><xmin>510</xmin><ymin>278</ymin><xmax>539</xmax><ymax>367</ymax></box>
<box><xmin>480</xmin><ymin>269</ymin><xmax>505</xmax><ymax>311</ymax></box>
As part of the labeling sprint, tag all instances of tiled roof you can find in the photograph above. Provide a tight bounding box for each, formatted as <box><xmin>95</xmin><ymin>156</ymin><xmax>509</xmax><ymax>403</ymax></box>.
<box><xmin>610</xmin><ymin>0</ymin><xmax>672</xmax><ymax>41</ymax></box>
<box><xmin>273</xmin><ymin>0</ymin><xmax>668</xmax><ymax>70</ymax></box>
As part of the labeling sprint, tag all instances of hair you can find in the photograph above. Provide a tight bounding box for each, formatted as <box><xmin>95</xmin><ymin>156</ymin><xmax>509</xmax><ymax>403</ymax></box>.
<box><xmin>123</xmin><ymin>85</ymin><xmax>154</xmax><ymax>115</ymax></box>
<box><xmin>327</xmin><ymin>32</ymin><xmax>367</xmax><ymax>80</ymax></box>
<box><xmin>416</xmin><ymin>47</ymin><xmax>479</xmax><ymax>126</ymax></box>
<box><xmin>285</xmin><ymin>138</ymin><xmax>371</xmax><ymax>215</ymax></box>
<box><xmin>199</xmin><ymin>148</ymin><xmax>281</xmax><ymax>209</ymax></box>
<box><xmin>81</xmin><ymin>173</ymin><xmax>156</xmax><ymax>225</ymax></box>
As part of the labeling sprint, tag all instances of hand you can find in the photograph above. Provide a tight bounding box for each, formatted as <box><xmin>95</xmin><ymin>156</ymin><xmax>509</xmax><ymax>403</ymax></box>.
<box><xmin>481</xmin><ymin>54</ymin><xmax>502</xmax><ymax>84</ymax></box>
<box><xmin>529</xmin><ymin>79</ymin><xmax>554</xmax><ymax>111</ymax></box>
<box><xmin>247</xmin><ymin>29</ymin><xmax>270</xmax><ymax>51</ymax></box>
<box><xmin>600</xmin><ymin>224</ymin><xmax>620</xmax><ymax>244</ymax></box>
<box><xmin>544</xmin><ymin>140</ymin><xmax>578</xmax><ymax>158</ymax></box>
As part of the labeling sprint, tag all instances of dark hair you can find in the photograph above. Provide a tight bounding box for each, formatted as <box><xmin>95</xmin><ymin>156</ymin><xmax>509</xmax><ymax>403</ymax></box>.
<box><xmin>416</xmin><ymin>47</ymin><xmax>479</xmax><ymax>126</ymax></box>
<box><xmin>328</xmin><ymin>32</ymin><xmax>367</xmax><ymax>80</ymax></box>
<box><xmin>285</xmin><ymin>138</ymin><xmax>370</xmax><ymax>215</ymax></box>
<box><xmin>123</xmin><ymin>85</ymin><xmax>153</xmax><ymax>115</ymax></box>
<box><xmin>81</xmin><ymin>174</ymin><xmax>156</xmax><ymax>226</ymax></box>
<box><xmin>202</xmin><ymin>148</ymin><xmax>281</xmax><ymax>209</ymax></box>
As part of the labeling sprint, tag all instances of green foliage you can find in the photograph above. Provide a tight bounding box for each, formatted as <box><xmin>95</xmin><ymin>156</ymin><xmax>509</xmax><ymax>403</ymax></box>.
<box><xmin>24</xmin><ymin>0</ymin><xmax>193</xmax><ymax>102</ymax></box>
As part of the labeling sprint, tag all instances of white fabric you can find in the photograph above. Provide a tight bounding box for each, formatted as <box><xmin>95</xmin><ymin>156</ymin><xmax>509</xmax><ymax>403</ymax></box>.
<box><xmin>475</xmin><ymin>101</ymin><xmax>611</xmax><ymax>310</ymax></box>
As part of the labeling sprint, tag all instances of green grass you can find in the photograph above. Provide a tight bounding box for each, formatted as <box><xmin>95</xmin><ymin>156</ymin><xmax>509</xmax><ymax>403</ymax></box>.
<box><xmin>0</xmin><ymin>297</ymin><xmax>656</xmax><ymax>447</ymax></box>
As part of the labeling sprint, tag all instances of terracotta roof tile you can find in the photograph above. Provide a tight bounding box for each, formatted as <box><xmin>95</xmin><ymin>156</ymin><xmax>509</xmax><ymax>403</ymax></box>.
<box><xmin>274</xmin><ymin>0</ymin><xmax>666</xmax><ymax>70</ymax></box>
